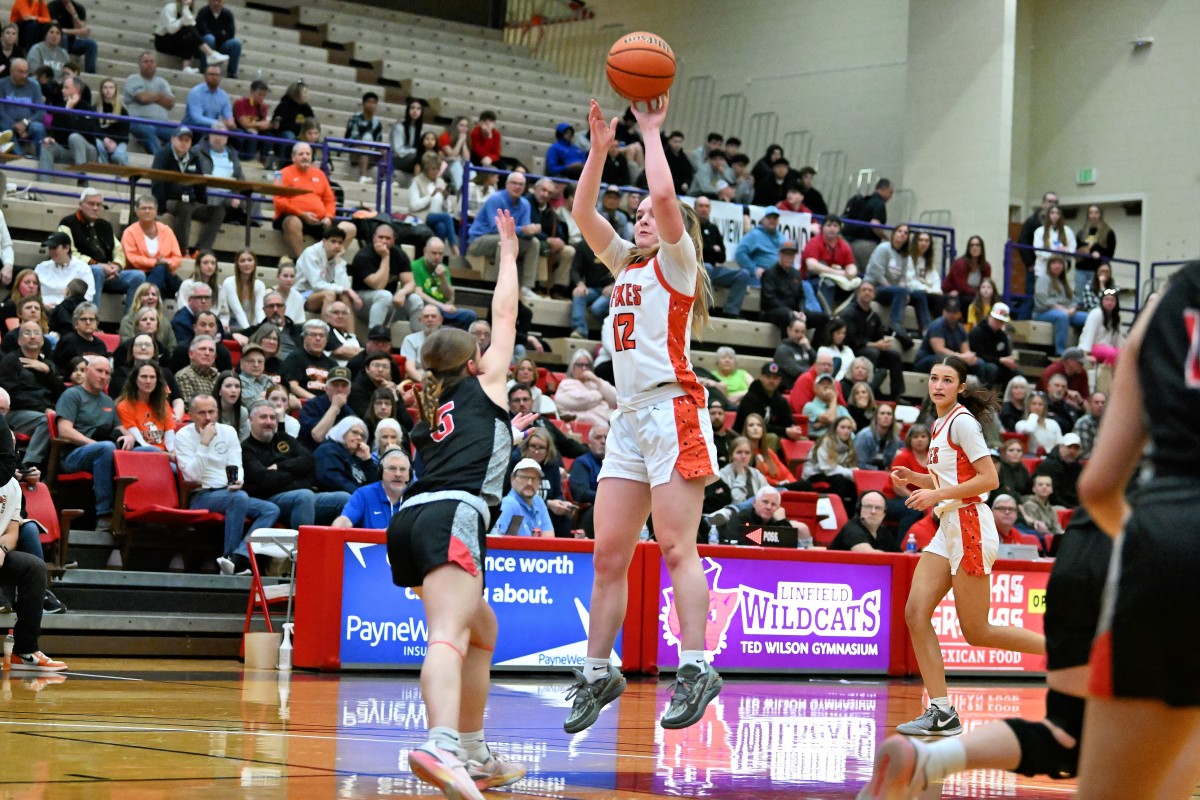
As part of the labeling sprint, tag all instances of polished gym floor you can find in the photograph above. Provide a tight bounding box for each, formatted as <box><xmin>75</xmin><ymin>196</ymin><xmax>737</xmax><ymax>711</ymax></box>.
<box><xmin>0</xmin><ymin>659</ymin><xmax>1116</xmax><ymax>798</ymax></box>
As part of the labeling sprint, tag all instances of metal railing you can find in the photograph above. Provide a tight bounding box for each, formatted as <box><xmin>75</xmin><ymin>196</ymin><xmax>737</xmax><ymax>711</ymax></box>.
<box><xmin>1002</xmin><ymin>241</ymin><xmax>1141</xmax><ymax>317</ymax></box>
<box><xmin>1147</xmin><ymin>259</ymin><xmax>1192</xmax><ymax>295</ymax></box>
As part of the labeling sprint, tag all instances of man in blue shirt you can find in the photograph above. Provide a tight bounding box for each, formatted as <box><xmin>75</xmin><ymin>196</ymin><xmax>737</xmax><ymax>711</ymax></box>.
<box><xmin>733</xmin><ymin>207</ymin><xmax>783</xmax><ymax>287</ymax></box>
<box><xmin>914</xmin><ymin>296</ymin><xmax>982</xmax><ymax>374</ymax></box>
<box><xmin>332</xmin><ymin>448</ymin><xmax>410</xmax><ymax>529</ymax></box>
<box><xmin>182</xmin><ymin>65</ymin><xmax>236</xmax><ymax>133</ymax></box>
<box><xmin>0</xmin><ymin>59</ymin><xmax>46</xmax><ymax>155</ymax></box>
<box><xmin>466</xmin><ymin>170</ymin><xmax>541</xmax><ymax>298</ymax></box>
<box><xmin>494</xmin><ymin>458</ymin><xmax>553</xmax><ymax>537</ymax></box>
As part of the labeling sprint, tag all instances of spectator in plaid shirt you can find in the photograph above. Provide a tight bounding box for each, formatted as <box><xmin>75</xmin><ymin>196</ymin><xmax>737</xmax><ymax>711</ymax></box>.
<box><xmin>344</xmin><ymin>91</ymin><xmax>383</xmax><ymax>183</ymax></box>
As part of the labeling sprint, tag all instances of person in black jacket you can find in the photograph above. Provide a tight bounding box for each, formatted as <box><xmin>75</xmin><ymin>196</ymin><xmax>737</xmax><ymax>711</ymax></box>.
<box><xmin>733</xmin><ymin>362</ymin><xmax>806</xmax><ymax>443</ymax></box>
<box><xmin>759</xmin><ymin>241</ymin><xmax>828</xmax><ymax>336</ymax></box>
<box><xmin>840</xmin><ymin>281</ymin><xmax>904</xmax><ymax>401</ymax></box>
<box><xmin>241</xmin><ymin>400</ymin><xmax>348</xmax><ymax>526</ymax></box>
<box><xmin>530</xmin><ymin>178</ymin><xmax>574</xmax><ymax>297</ymax></box>
<box><xmin>37</xmin><ymin>75</ymin><xmax>98</xmax><ymax>183</ymax></box>
<box><xmin>151</xmin><ymin>125</ymin><xmax>224</xmax><ymax>252</ymax></box>
<box><xmin>509</xmin><ymin>384</ymin><xmax>586</xmax><ymax>460</ymax></box>
<box><xmin>568</xmin><ymin>238</ymin><xmax>614</xmax><ymax>338</ymax></box>
<box><xmin>192</xmin><ymin>122</ymin><xmax>252</xmax><ymax>225</ymax></box>
<box><xmin>0</xmin><ymin>321</ymin><xmax>64</xmax><ymax>471</ymax></box>
<box><xmin>695</xmin><ymin>196</ymin><xmax>750</xmax><ymax>318</ymax></box>
<box><xmin>661</xmin><ymin>130</ymin><xmax>693</xmax><ymax>195</ymax></box>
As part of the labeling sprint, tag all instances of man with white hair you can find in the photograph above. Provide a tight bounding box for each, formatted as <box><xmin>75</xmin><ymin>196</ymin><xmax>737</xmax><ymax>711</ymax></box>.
<box><xmin>58</xmin><ymin>188</ymin><xmax>143</xmax><ymax>311</ymax></box>
<box><xmin>716</xmin><ymin>485</ymin><xmax>811</xmax><ymax>543</ymax></box>
<box><xmin>410</xmin><ymin>236</ymin><xmax>477</xmax><ymax>330</ymax></box>
<box><xmin>332</xmin><ymin>447</ymin><xmax>410</xmax><ymax>529</ymax></box>
<box><xmin>0</xmin><ymin>323</ymin><xmax>63</xmax><ymax>472</ymax></box>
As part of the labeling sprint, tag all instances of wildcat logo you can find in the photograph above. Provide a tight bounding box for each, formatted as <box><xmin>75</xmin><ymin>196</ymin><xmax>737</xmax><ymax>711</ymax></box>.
<box><xmin>660</xmin><ymin>558</ymin><xmax>740</xmax><ymax>657</ymax></box>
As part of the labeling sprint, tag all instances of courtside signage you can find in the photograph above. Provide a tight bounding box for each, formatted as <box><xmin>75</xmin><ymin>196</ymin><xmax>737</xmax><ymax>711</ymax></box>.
<box><xmin>934</xmin><ymin>567</ymin><xmax>1049</xmax><ymax>674</ymax></box>
<box><xmin>657</xmin><ymin>557</ymin><xmax>891</xmax><ymax>673</ymax></box>
<box><xmin>339</xmin><ymin>542</ymin><xmax>620</xmax><ymax>669</ymax></box>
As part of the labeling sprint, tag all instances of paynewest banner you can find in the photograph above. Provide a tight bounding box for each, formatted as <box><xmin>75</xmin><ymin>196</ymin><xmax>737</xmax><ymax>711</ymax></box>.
<box><xmin>687</xmin><ymin>199</ymin><xmax>813</xmax><ymax>263</ymax></box>
<box><xmin>935</xmin><ymin>568</ymin><xmax>1049</xmax><ymax>673</ymax></box>
<box><xmin>657</xmin><ymin>557</ymin><xmax>892</xmax><ymax>673</ymax></box>
<box><xmin>339</xmin><ymin>541</ymin><xmax>620</xmax><ymax>669</ymax></box>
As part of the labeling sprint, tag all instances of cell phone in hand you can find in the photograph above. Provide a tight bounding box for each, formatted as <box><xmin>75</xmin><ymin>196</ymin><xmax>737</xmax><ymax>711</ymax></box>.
<box><xmin>226</xmin><ymin>465</ymin><xmax>239</xmax><ymax>485</ymax></box>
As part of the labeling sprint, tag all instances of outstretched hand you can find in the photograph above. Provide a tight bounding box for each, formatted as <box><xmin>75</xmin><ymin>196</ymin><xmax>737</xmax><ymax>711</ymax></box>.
<box><xmin>512</xmin><ymin>412</ymin><xmax>540</xmax><ymax>432</ymax></box>
<box><xmin>588</xmin><ymin>99</ymin><xmax>617</xmax><ymax>154</ymax></box>
<box><xmin>495</xmin><ymin>208</ymin><xmax>518</xmax><ymax>261</ymax></box>
<box><xmin>629</xmin><ymin>92</ymin><xmax>669</xmax><ymax>132</ymax></box>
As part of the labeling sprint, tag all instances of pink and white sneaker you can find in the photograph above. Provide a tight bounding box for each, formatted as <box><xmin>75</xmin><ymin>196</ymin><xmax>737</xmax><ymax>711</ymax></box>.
<box><xmin>857</xmin><ymin>735</ymin><xmax>930</xmax><ymax>800</ymax></box>
<box><xmin>10</xmin><ymin>652</ymin><xmax>68</xmax><ymax>672</ymax></box>
<box><xmin>408</xmin><ymin>740</ymin><xmax>484</xmax><ymax>800</ymax></box>
<box><xmin>468</xmin><ymin>752</ymin><xmax>527</xmax><ymax>789</ymax></box>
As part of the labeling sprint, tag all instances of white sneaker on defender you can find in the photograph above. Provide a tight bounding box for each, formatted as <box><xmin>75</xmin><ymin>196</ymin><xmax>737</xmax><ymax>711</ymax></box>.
<box><xmin>467</xmin><ymin>752</ymin><xmax>526</xmax><ymax>790</ymax></box>
<box><xmin>857</xmin><ymin>734</ymin><xmax>930</xmax><ymax>799</ymax></box>
<box><xmin>408</xmin><ymin>741</ymin><xmax>484</xmax><ymax>800</ymax></box>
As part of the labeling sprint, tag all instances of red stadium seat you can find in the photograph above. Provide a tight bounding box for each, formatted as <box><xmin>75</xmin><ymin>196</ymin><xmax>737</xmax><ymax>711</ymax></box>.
<box><xmin>780</xmin><ymin>438</ymin><xmax>813</xmax><ymax>468</ymax></box>
<box><xmin>112</xmin><ymin>450</ymin><xmax>224</xmax><ymax>567</ymax></box>
<box><xmin>1023</xmin><ymin>456</ymin><xmax>1041</xmax><ymax>475</ymax></box>
<box><xmin>1002</xmin><ymin>431</ymin><xmax>1028</xmax><ymax>453</ymax></box>
<box><xmin>391</xmin><ymin>354</ymin><xmax>407</xmax><ymax>376</ymax></box>
<box><xmin>1056</xmin><ymin>508</ymin><xmax>1074</xmax><ymax>531</ymax></box>
<box><xmin>21</xmin><ymin>481</ymin><xmax>82</xmax><ymax>576</ymax></box>
<box><xmin>45</xmin><ymin>410</ymin><xmax>94</xmax><ymax>494</ymax></box>
<box><xmin>223</xmin><ymin>339</ymin><xmax>242</xmax><ymax>369</ymax></box>
<box><xmin>94</xmin><ymin>331</ymin><xmax>120</xmax><ymax>353</ymax></box>
<box><xmin>853</xmin><ymin>468</ymin><xmax>895</xmax><ymax>498</ymax></box>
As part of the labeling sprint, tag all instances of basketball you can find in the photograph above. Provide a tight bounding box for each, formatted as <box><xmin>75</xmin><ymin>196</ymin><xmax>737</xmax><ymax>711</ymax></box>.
<box><xmin>606</xmin><ymin>31</ymin><xmax>675</xmax><ymax>103</ymax></box>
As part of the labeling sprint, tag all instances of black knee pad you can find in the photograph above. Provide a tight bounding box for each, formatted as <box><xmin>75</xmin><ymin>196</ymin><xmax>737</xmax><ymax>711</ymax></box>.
<box><xmin>1004</xmin><ymin>691</ymin><xmax>1083</xmax><ymax>780</ymax></box>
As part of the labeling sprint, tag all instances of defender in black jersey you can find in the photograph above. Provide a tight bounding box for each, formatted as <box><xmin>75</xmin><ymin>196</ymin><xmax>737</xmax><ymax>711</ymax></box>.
<box><xmin>1074</xmin><ymin>261</ymin><xmax>1200</xmax><ymax>799</ymax></box>
<box><xmin>389</xmin><ymin>209</ymin><xmax>527</xmax><ymax>800</ymax></box>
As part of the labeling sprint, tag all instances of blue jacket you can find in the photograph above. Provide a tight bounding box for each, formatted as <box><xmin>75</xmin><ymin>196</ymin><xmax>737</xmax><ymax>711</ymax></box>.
<box><xmin>545</xmin><ymin>124</ymin><xmax>587</xmax><ymax>177</ymax></box>
<box><xmin>468</xmin><ymin>190</ymin><xmax>532</xmax><ymax>241</ymax></box>
<box><xmin>314</xmin><ymin>441</ymin><xmax>380</xmax><ymax>494</ymax></box>
<box><xmin>568</xmin><ymin>453</ymin><xmax>603</xmax><ymax>504</ymax></box>
<box><xmin>735</xmin><ymin>225</ymin><xmax>784</xmax><ymax>271</ymax></box>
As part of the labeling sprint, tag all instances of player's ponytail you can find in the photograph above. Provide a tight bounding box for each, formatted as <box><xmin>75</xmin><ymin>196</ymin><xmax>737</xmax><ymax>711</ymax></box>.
<box><xmin>932</xmin><ymin>355</ymin><xmax>1000</xmax><ymax>421</ymax></box>
<box><xmin>416</xmin><ymin>328</ymin><xmax>478</xmax><ymax>428</ymax></box>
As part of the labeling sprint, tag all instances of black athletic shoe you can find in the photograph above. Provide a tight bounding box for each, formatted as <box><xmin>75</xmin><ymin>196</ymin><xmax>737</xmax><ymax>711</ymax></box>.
<box><xmin>42</xmin><ymin>591</ymin><xmax>66</xmax><ymax>614</ymax></box>
<box><xmin>660</xmin><ymin>663</ymin><xmax>723</xmax><ymax>729</ymax></box>
<box><xmin>564</xmin><ymin>667</ymin><xmax>625</xmax><ymax>734</ymax></box>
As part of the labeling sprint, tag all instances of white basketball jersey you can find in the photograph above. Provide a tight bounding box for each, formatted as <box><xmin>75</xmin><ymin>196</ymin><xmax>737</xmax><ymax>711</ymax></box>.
<box><xmin>597</xmin><ymin>235</ymin><xmax>705</xmax><ymax>407</ymax></box>
<box><xmin>927</xmin><ymin>404</ymin><xmax>989</xmax><ymax>514</ymax></box>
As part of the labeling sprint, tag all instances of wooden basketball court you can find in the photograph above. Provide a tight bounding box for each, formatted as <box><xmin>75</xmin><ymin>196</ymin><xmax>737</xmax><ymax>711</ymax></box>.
<box><xmin>0</xmin><ymin>658</ymin><xmax>1148</xmax><ymax>798</ymax></box>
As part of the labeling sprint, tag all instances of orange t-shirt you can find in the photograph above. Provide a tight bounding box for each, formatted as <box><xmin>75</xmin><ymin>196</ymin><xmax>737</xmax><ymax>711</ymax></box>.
<box><xmin>117</xmin><ymin>398</ymin><xmax>177</xmax><ymax>450</ymax></box>
<box><xmin>274</xmin><ymin>164</ymin><xmax>333</xmax><ymax>220</ymax></box>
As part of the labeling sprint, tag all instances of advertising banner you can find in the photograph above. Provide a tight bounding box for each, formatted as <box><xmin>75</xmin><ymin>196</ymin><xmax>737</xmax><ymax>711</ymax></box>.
<box><xmin>697</xmin><ymin>199</ymin><xmax>812</xmax><ymax>263</ymax></box>
<box><xmin>656</xmin><ymin>556</ymin><xmax>892</xmax><ymax>673</ymax></box>
<box><xmin>934</xmin><ymin>566</ymin><xmax>1050</xmax><ymax>674</ymax></box>
<box><xmin>338</xmin><ymin>541</ymin><xmax>620</xmax><ymax>670</ymax></box>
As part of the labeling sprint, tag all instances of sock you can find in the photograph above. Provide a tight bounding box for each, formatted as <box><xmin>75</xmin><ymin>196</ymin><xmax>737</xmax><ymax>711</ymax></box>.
<box><xmin>460</xmin><ymin>730</ymin><xmax>490</xmax><ymax>763</ymax></box>
<box><xmin>921</xmin><ymin>739</ymin><xmax>968</xmax><ymax>782</ymax></box>
<box><xmin>584</xmin><ymin>657</ymin><xmax>610</xmax><ymax>684</ymax></box>
<box><xmin>930</xmin><ymin>696</ymin><xmax>952</xmax><ymax>713</ymax></box>
<box><xmin>428</xmin><ymin>725</ymin><xmax>461</xmax><ymax>755</ymax></box>
<box><xmin>679</xmin><ymin>649</ymin><xmax>707</xmax><ymax>672</ymax></box>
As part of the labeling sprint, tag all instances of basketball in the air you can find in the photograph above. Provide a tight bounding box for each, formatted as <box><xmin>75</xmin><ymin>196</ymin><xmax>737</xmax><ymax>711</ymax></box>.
<box><xmin>606</xmin><ymin>31</ymin><xmax>676</xmax><ymax>102</ymax></box>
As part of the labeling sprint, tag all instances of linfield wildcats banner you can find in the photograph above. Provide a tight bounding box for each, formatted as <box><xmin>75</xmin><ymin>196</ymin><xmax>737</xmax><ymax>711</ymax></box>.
<box><xmin>685</xmin><ymin>200</ymin><xmax>813</xmax><ymax>265</ymax></box>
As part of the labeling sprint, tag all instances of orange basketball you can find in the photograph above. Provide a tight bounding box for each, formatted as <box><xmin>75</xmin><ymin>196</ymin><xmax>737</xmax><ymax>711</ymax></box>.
<box><xmin>606</xmin><ymin>31</ymin><xmax>675</xmax><ymax>103</ymax></box>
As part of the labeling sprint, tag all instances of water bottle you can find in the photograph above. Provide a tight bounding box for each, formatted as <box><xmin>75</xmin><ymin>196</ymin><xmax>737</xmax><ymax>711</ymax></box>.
<box><xmin>3</xmin><ymin>629</ymin><xmax>13</xmax><ymax>668</ymax></box>
<box><xmin>639</xmin><ymin>524</ymin><xmax>650</xmax><ymax>542</ymax></box>
<box><xmin>277</xmin><ymin>623</ymin><xmax>293</xmax><ymax>671</ymax></box>
<box><xmin>277</xmin><ymin>668</ymin><xmax>291</xmax><ymax>720</ymax></box>
<box><xmin>905</xmin><ymin>533</ymin><xmax>918</xmax><ymax>554</ymax></box>
<box><xmin>707</xmin><ymin>526</ymin><xmax>719</xmax><ymax>546</ymax></box>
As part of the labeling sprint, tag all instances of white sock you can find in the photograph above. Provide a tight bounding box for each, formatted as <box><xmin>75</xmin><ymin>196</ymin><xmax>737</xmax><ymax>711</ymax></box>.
<box><xmin>930</xmin><ymin>696</ymin><xmax>952</xmax><ymax>713</ymax></box>
<box><xmin>428</xmin><ymin>726</ymin><xmax>460</xmax><ymax>754</ymax></box>
<box><xmin>679</xmin><ymin>649</ymin><xmax>707</xmax><ymax>672</ymax></box>
<box><xmin>584</xmin><ymin>657</ymin><xmax>610</xmax><ymax>684</ymax></box>
<box><xmin>460</xmin><ymin>730</ymin><xmax>489</xmax><ymax>763</ymax></box>
<box><xmin>921</xmin><ymin>739</ymin><xmax>968</xmax><ymax>782</ymax></box>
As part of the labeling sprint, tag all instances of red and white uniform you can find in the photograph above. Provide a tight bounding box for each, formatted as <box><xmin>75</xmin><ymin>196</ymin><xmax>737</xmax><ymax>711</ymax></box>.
<box><xmin>923</xmin><ymin>403</ymin><xmax>998</xmax><ymax>576</ymax></box>
<box><xmin>593</xmin><ymin>232</ymin><xmax>717</xmax><ymax>487</ymax></box>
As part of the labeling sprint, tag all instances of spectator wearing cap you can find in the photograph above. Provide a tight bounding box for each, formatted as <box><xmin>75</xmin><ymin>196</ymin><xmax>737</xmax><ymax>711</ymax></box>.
<box><xmin>968</xmin><ymin>301</ymin><xmax>1020</xmax><ymax>388</ymax></box>
<box><xmin>774</xmin><ymin>317</ymin><xmax>816</xmax><ymax>390</ymax></box>
<box><xmin>232</xmin><ymin>79</ymin><xmax>270</xmax><ymax>162</ymax></box>
<box><xmin>182</xmin><ymin>64</ymin><xmax>235</xmax><ymax>132</ymax></box>
<box><xmin>58</xmin><ymin>188</ymin><xmax>145</xmax><ymax>313</ymax></box>
<box><xmin>411</xmin><ymin>235</ymin><xmax>477</xmax><ymax>330</ymax></box>
<box><xmin>760</xmin><ymin>239</ymin><xmax>828</xmax><ymax>336</ymax></box>
<box><xmin>332</xmin><ymin>446</ymin><xmax>410</xmax><ymax>529</ymax></box>
<box><xmin>283</xmin><ymin>319</ymin><xmax>336</xmax><ymax>401</ymax></box>
<box><xmin>914</xmin><ymin>296</ymin><xmax>982</xmax><ymax>374</ymax></box>
<box><xmin>494</xmin><ymin>458</ymin><xmax>554</xmax><ymax>536</ymax></box>
<box><xmin>123</xmin><ymin>51</ymin><xmax>174</xmax><ymax>157</ymax></box>
<box><xmin>841</xmin><ymin>281</ymin><xmax>904</xmax><ymax>401</ymax></box>
<box><xmin>733</xmin><ymin>361</ymin><xmax>806</xmax><ymax>443</ymax></box>
<box><xmin>151</xmin><ymin>125</ymin><xmax>225</xmax><ymax>253</ymax></box>
<box><xmin>346</xmin><ymin>325</ymin><xmax>402</xmax><ymax>383</ymax></box>
<box><xmin>34</xmin><ymin>231</ymin><xmax>94</xmax><ymax>307</ymax></box>
<box><xmin>545</xmin><ymin>122</ymin><xmax>587</xmax><ymax>180</ymax></box>
<box><xmin>1039</xmin><ymin>346</ymin><xmax>1090</xmax><ymax>398</ymax></box>
<box><xmin>298</xmin><ymin>364</ymin><xmax>354</xmax><ymax>450</ymax></box>
<box><xmin>1033</xmin><ymin>433</ymin><xmax>1083</xmax><ymax>507</ymax></box>
<box><xmin>734</xmin><ymin>207</ymin><xmax>783</xmax><ymax>287</ymax></box>
<box><xmin>803</xmin><ymin>215</ymin><xmax>861</xmax><ymax>309</ymax></box>
<box><xmin>241</xmin><ymin>399</ymin><xmax>349</xmax><ymax>527</ymax></box>
<box><xmin>802</xmin><ymin>372</ymin><xmax>850</xmax><ymax>438</ymax></box>
<box><xmin>693</xmin><ymin>196</ymin><xmax>751</xmax><ymax>319</ymax></box>
<box><xmin>788</xmin><ymin>350</ymin><xmax>847</xmax><ymax>412</ymax></box>
<box><xmin>691</xmin><ymin>148</ymin><xmax>733</xmax><ymax>198</ymax></box>
<box><xmin>236</xmin><ymin>342</ymin><xmax>274</xmax><ymax>407</ymax></box>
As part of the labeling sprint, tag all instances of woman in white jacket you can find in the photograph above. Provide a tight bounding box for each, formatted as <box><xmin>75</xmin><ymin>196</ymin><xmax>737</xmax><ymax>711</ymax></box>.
<box><xmin>1014</xmin><ymin>391</ymin><xmax>1062</xmax><ymax>454</ymax></box>
<box><xmin>216</xmin><ymin>250</ymin><xmax>266</xmax><ymax>334</ymax></box>
<box><xmin>907</xmin><ymin>230</ymin><xmax>943</xmax><ymax>318</ymax></box>
<box><xmin>153</xmin><ymin>0</ymin><xmax>228</xmax><ymax>74</ymax></box>
<box><xmin>1031</xmin><ymin>205</ymin><xmax>1076</xmax><ymax>281</ymax></box>
<box><xmin>1078</xmin><ymin>287</ymin><xmax>1126</xmax><ymax>365</ymax></box>
<box><xmin>408</xmin><ymin>152</ymin><xmax>458</xmax><ymax>253</ymax></box>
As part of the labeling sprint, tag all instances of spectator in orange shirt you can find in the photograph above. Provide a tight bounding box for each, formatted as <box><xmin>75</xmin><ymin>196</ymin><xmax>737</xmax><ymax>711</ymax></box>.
<box><xmin>273</xmin><ymin>141</ymin><xmax>356</xmax><ymax>259</ymax></box>
<box><xmin>9</xmin><ymin>0</ymin><xmax>50</xmax><ymax>51</ymax></box>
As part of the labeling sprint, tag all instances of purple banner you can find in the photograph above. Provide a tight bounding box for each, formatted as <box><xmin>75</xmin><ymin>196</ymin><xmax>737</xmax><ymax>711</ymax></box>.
<box><xmin>657</xmin><ymin>556</ymin><xmax>892</xmax><ymax>673</ymax></box>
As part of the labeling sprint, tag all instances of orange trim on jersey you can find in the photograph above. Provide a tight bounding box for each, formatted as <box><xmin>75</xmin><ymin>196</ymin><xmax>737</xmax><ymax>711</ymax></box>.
<box><xmin>672</xmin><ymin>395</ymin><xmax>715</xmax><ymax>481</ymax></box>
<box><xmin>956</xmin><ymin>504</ymin><xmax>986</xmax><ymax>576</ymax></box>
<box><xmin>939</xmin><ymin>406</ymin><xmax>983</xmax><ymax>504</ymax></box>
<box><xmin>1088</xmin><ymin>630</ymin><xmax>1114</xmax><ymax>698</ymax></box>
<box><xmin>653</xmin><ymin>257</ymin><xmax>706</xmax><ymax>407</ymax></box>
